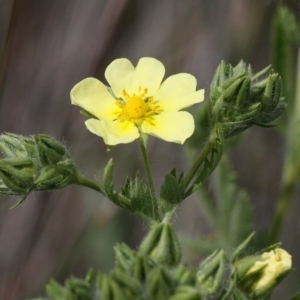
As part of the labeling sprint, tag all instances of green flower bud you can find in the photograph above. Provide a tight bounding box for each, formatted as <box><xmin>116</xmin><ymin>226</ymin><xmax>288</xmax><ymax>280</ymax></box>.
<box><xmin>170</xmin><ymin>286</ymin><xmax>202</xmax><ymax>300</ymax></box>
<box><xmin>196</xmin><ymin>249</ymin><xmax>226</xmax><ymax>296</ymax></box>
<box><xmin>110</xmin><ymin>270</ymin><xmax>143</xmax><ymax>299</ymax></box>
<box><xmin>0</xmin><ymin>158</ymin><xmax>34</xmax><ymax>194</ymax></box>
<box><xmin>235</xmin><ymin>248</ymin><xmax>292</xmax><ymax>299</ymax></box>
<box><xmin>210</xmin><ymin>60</ymin><xmax>286</xmax><ymax>138</ymax></box>
<box><xmin>0</xmin><ymin>133</ymin><xmax>28</xmax><ymax>158</ymax></box>
<box><xmin>147</xmin><ymin>267</ymin><xmax>174</xmax><ymax>299</ymax></box>
<box><xmin>139</xmin><ymin>222</ymin><xmax>181</xmax><ymax>266</ymax></box>
<box><xmin>132</xmin><ymin>255</ymin><xmax>157</xmax><ymax>283</ymax></box>
<box><xmin>99</xmin><ymin>273</ymin><xmax>114</xmax><ymax>300</ymax></box>
<box><xmin>172</xmin><ymin>265</ymin><xmax>196</xmax><ymax>286</ymax></box>
<box><xmin>35</xmin><ymin>159</ymin><xmax>79</xmax><ymax>190</ymax></box>
<box><xmin>34</xmin><ymin>134</ymin><xmax>67</xmax><ymax>165</ymax></box>
<box><xmin>114</xmin><ymin>243</ymin><xmax>137</xmax><ymax>273</ymax></box>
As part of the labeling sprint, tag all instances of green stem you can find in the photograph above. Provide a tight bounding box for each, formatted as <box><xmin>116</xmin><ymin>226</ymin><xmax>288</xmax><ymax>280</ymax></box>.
<box><xmin>294</xmin><ymin>49</ymin><xmax>300</xmax><ymax>114</ymax></box>
<box><xmin>77</xmin><ymin>173</ymin><xmax>132</xmax><ymax>210</ymax></box>
<box><xmin>77</xmin><ymin>173</ymin><xmax>103</xmax><ymax>193</ymax></box>
<box><xmin>139</xmin><ymin>136</ymin><xmax>161</xmax><ymax>222</ymax></box>
<box><xmin>268</xmin><ymin>167</ymin><xmax>298</xmax><ymax>243</ymax></box>
<box><xmin>268</xmin><ymin>49</ymin><xmax>300</xmax><ymax>243</ymax></box>
<box><xmin>184</xmin><ymin>139</ymin><xmax>213</xmax><ymax>190</ymax></box>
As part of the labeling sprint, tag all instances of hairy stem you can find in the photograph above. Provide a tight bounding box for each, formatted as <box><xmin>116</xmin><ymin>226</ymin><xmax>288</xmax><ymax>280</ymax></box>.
<box><xmin>139</xmin><ymin>136</ymin><xmax>161</xmax><ymax>222</ymax></box>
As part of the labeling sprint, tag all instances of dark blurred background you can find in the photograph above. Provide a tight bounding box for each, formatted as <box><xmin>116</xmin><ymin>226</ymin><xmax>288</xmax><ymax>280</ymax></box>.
<box><xmin>0</xmin><ymin>0</ymin><xmax>299</xmax><ymax>299</ymax></box>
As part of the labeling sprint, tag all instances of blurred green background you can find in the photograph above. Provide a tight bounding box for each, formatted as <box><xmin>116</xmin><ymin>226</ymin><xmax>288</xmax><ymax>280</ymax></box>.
<box><xmin>0</xmin><ymin>0</ymin><xmax>299</xmax><ymax>299</ymax></box>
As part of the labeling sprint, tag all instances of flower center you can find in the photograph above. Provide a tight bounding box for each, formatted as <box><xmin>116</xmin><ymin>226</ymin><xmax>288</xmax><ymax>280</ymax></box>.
<box><xmin>114</xmin><ymin>87</ymin><xmax>162</xmax><ymax>123</ymax></box>
<box><xmin>123</xmin><ymin>95</ymin><xmax>147</xmax><ymax>119</ymax></box>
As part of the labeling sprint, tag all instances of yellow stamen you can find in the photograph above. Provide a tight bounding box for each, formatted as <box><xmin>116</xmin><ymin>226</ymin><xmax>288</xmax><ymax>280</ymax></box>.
<box><xmin>116</xmin><ymin>88</ymin><xmax>162</xmax><ymax>122</ymax></box>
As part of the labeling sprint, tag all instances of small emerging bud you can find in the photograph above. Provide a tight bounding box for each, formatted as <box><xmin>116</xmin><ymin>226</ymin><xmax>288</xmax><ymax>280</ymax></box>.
<box><xmin>235</xmin><ymin>248</ymin><xmax>292</xmax><ymax>299</ymax></box>
<box><xmin>139</xmin><ymin>222</ymin><xmax>181</xmax><ymax>266</ymax></box>
<box><xmin>196</xmin><ymin>249</ymin><xmax>226</xmax><ymax>296</ymax></box>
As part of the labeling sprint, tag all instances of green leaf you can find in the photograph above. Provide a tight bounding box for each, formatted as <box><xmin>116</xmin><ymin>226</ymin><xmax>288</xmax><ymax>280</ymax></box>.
<box><xmin>130</xmin><ymin>173</ymin><xmax>154</xmax><ymax>225</ymax></box>
<box><xmin>160</xmin><ymin>171</ymin><xmax>184</xmax><ymax>217</ymax></box>
<box><xmin>214</xmin><ymin>156</ymin><xmax>253</xmax><ymax>249</ymax></box>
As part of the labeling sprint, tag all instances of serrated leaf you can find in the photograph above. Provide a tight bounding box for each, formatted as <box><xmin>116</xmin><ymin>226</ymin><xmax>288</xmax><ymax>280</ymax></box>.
<box><xmin>130</xmin><ymin>173</ymin><xmax>155</xmax><ymax>225</ymax></box>
<box><xmin>160</xmin><ymin>172</ymin><xmax>184</xmax><ymax>217</ymax></box>
<box><xmin>214</xmin><ymin>156</ymin><xmax>253</xmax><ymax>250</ymax></box>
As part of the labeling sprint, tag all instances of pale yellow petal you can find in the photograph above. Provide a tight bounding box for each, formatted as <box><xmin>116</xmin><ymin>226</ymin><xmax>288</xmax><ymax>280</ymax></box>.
<box><xmin>105</xmin><ymin>58</ymin><xmax>135</xmax><ymax>98</ymax></box>
<box><xmin>85</xmin><ymin>119</ymin><xmax>139</xmax><ymax>145</ymax></box>
<box><xmin>154</xmin><ymin>73</ymin><xmax>204</xmax><ymax>111</ymax></box>
<box><xmin>141</xmin><ymin>111</ymin><xmax>194</xmax><ymax>144</ymax></box>
<box><xmin>131</xmin><ymin>57</ymin><xmax>165</xmax><ymax>96</ymax></box>
<box><xmin>105</xmin><ymin>57</ymin><xmax>165</xmax><ymax>99</ymax></box>
<box><xmin>71</xmin><ymin>78</ymin><xmax>120</xmax><ymax>121</ymax></box>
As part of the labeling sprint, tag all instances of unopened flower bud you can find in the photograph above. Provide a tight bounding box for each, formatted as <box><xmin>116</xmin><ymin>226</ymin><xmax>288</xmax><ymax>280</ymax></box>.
<box><xmin>172</xmin><ymin>265</ymin><xmax>196</xmax><ymax>286</ymax></box>
<box><xmin>0</xmin><ymin>133</ymin><xmax>28</xmax><ymax>158</ymax></box>
<box><xmin>210</xmin><ymin>60</ymin><xmax>285</xmax><ymax>138</ymax></box>
<box><xmin>139</xmin><ymin>222</ymin><xmax>181</xmax><ymax>266</ymax></box>
<box><xmin>235</xmin><ymin>248</ymin><xmax>292</xmax><ymax>299</ymax></box>
<box><xmin>196</xmin><ymin>249</ymin><xmax>226</xmax><ymax>296</ymax></box>
<box><xmin>34</xmin><ymin>134</ymin><xmax>67</xmax><ymax>165</ymax></box>
<box><xmin>147</xmin><ymin>267</ymin><xmax>174</xmax><ymax>299</ymax></box>
<box><xmin>35</xmin><ymin>159</ymin><xmax>78</xmax><ymax>190</ymax></box>
<box><xmin>0</xmin><ymin>158</ymin><xmax>34</xmax><ymax>194</ymax></box>
<box><xmin>170</xmin><ymin>286</ymin><xmax>202</xmax><ymax>300</ymax></box>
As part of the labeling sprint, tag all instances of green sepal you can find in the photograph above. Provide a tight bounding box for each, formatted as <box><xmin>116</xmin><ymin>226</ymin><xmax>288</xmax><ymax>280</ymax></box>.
<box><xmin>256</xmin><ymin>242</ymin><xmax>281</xmax><ymax>255</ymax></box>
<box><xmin>34</xmin><ymin>135</ymin><xmax>67</xmax><ymax>165</ymax></box>
<box><xmin>147</xmin><ymin>267</ymin><xmax>175</xmax><ymax>299</ymax></box>
<box><xmin>197</xmin><ymin>249</ymin><xmax>226</xmax><ymax>295</ymax></box>
<box><xmin>0</xmin><ymin>133</ymin><xmax>28</xmax><ymax>158</ymax></box>
<box><xmin>80</xmin><ymin>109</ymin><xmax>98</xmax><ymax>119</ymax></box>
<box><xmin>231</xmin><ymin>232</ymin><xmax>255</xmax><ymax>263</ymax></box>
<box><xmin>219</xmin><ymin>275</ymin><xmax>237</xmax><ymax>300</ymax></box>
<box><xmin>0</xmin><ymin>158</ymin><xmax>34</xmax><ymax>194</ymax></box>
<box><xmin>114</xmin><ymin>243</ymin><xmax>137</xmax><ymax>273</ymax></box>
<box><xmin>35</xmin><ymin>160</ymin><xmax>79</xmax><ymax>190</ymax></box>
<box><xmin>139</xmin><ymin>222</ymin><xmax>181</xmax><ymax>266</ymax></box>
<box><xmin>170</xmin><ymin>285</ymin><xmax>202</xmax><ymax>300</ymax></box>
<box><xmin>110</xmin><ymin>270</ymin><xmax>143</xmax><ymax>298</ymax></box>
<box><xmin>172</xmin><ymin>266</ymin><xmax>196</xmax><ymax>286</ymax></box>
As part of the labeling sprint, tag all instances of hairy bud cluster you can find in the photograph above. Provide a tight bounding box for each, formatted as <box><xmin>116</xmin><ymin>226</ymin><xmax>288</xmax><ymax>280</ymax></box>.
<box><xmin>0</xmin><ymin>133</ymin><xmax>80</xmax><ymax>204</ymax></box>
<box><xmin>210</xmin><ymin>60</ymin><xmax>286</xmax><ymax>138</ymax></box>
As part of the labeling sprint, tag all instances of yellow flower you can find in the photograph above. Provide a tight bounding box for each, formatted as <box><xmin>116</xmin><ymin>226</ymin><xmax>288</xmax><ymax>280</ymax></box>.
<box><xmin>246</xmin><ymin>248</ymin><xmax>292</xmax><ymax>291</ymax></box>
<box><xmin>71</xmin><ymin>57</ymin><xmax>204</xmax><ymax>145</ymax></box>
